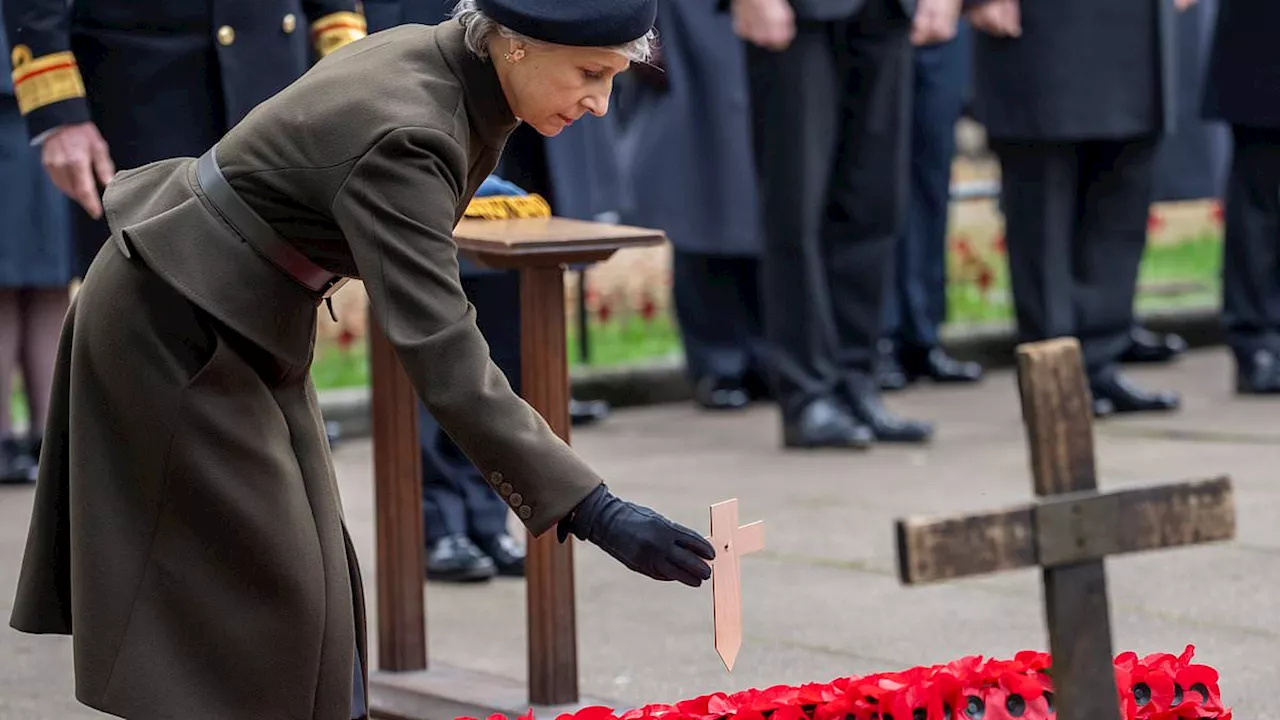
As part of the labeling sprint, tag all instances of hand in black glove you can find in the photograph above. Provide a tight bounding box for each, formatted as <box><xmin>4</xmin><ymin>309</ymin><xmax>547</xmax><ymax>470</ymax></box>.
<box><xmin>558</xmin><ymin>484</ymin><xmax>716</xmax><ymax>587</ymax></box>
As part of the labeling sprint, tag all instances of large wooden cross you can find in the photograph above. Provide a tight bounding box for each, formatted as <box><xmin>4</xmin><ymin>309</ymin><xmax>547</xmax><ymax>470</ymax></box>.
<box><xmin>366</xmin><ymin>216</ymin><xmax>666</xmax><ymax>719</ymax></box>
<box><xmin>894</xmin><ymin>337</ymin><xmax>1236</xmax><ymax>720</ymax></box>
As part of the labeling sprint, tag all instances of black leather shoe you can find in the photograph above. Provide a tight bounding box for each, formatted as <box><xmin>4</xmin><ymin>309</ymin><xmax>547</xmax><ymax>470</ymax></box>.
<box><xmin>1121</xmin><ymin>327</ymin><xmax>1187</xmax><ymax>364</ymax></box>
<box><xmin>1089</xmin><ymin>367</ymin><xmax>1181</xmax><ymax>417</ymax></box>
<box><xmin>782</xmin><ymin>397</ymin><xmax>874</xmax><ymax>450</ymax></box>
<box><xmin>570</xmin><ymin>398</ymin><xmax>610</xmax><ymax>427</ymax></box>
<box><xmin>876</xmin><ymin>342</ymin><xmax>909</xmax><ymax>392</ymax></box>
<box><xmin>1235</xmin><ymin>349</ymin><xmax>1280</xmax><ymax>394</ymax></box>
<box><xmin>840</xmin><ymin>377</ymin><xmax>934</xmax><ymax>443</ymax></box>
<box><xmin>900</xmin><ymin>346</ymin><xmax>983</xmax><ymax>384</ymax></box>
<box><xmin>693</xmin><ymin>376</ymin><xmax>751</xmax><ymax>411</ymax></box>
<box><xmin>0</xmin><ymin>433</ymin><xmax>39</xmax><ymax>485</ymax></box>
<box><xmin>473</xmin><ymin>533</ymin><xmax>526</xmax><ymax>577</ymax></box>
<box><xmin>426</xmin><ymin>535</ymin><xmax>496</xmax><ymax>582</ymax></box>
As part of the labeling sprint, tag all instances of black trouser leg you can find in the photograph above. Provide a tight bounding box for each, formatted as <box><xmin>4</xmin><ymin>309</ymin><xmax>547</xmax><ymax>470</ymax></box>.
<box><xmin>823</xmin><ymin>0</ymin><xmax>914</xmax><ymax>380</ymax></box>
<box><xmin>1073</xmin><ymin>137</ymin><xmax>1160</xmax><ymax>372</ymax></box>
<box><xmin>990</xmin><ymin>140</ymin><xmax>1080</xmax><ymax>350</ymax></box>
<box><xmin>746</xmin><ymin>21</ymin><xmax>845</xmax><ymax>419</ymax></box>
<box><xmin>671</xmin><ymin>250</ymin><xmax>765</xmax><ymax>385</ymax></box>
<box><xmin>1221</xmin><ymin>125</ymin><xmax>1280</xmax><ymax>358</ymax></box>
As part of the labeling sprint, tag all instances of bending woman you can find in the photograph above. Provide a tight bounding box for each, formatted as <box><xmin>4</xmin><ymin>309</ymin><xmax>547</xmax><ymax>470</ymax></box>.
<box><xmin>8</xmin><ymin>2</ymin><xmax>716</xmax><ymax>719</ymax></box>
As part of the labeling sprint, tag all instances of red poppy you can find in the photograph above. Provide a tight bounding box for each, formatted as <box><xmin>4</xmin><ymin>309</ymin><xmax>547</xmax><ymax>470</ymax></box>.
<box><xmin>1147</xmin><ymin>212</ymin><xmax>1165</xmax><ymax>233</ymax></box>
<box><xmin>337</xmin><ymin>326</ymin><xmax>357</xmax><ymax>350</ymax></box>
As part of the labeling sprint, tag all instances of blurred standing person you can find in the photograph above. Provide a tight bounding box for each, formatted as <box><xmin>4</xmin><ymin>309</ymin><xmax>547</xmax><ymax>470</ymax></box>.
<box><xmin>1202</xmin><ymin>0</ymin><xmax>1280</xmax><ymax>393</ymax></box>
<box><xmin>1122</xmin><ymin>0</ymin><xmax>1229</xmax><ymax>365</ymax></box>
<box><xmin>0</xmin><ymin>2</ymin><xmax>72</xmax><ymax>483</ymax></box>
<box><xmin>966</xmin><ymin>0</ymin><xmax>1193</xmax><ymax>417</ymax></box>
<box><xmin>2</xmin><ymin>0</ymin><xmax>367</xmax><ymax>280</ymax></box>
<box><xmin>877</xmin><ymin>20</ymin><xmax>984</xmax><ymax>391</ymax></box>
<box><xmin>725</xmin><ymin>0</ymin><xmax>961</xmax><ymax>448</ymax></box>
<box><xmin>618</xmin><ymin>0</ymin><xmax>768</xmax><ymax>412</ymax></box>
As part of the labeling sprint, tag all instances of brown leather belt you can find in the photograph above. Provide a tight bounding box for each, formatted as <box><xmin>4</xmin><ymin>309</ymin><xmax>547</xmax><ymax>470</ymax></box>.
<box><xmin>195</xmin><ymin>145</ymin><xmax>348</xmax><ymax>299</ymax></box>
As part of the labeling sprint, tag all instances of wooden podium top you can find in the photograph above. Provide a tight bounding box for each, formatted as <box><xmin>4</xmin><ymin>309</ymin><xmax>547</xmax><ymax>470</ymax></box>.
<box><xmin>454</xmin><ymin>217</ymin><xmax>666</xmax><ymax>268</ymax></box>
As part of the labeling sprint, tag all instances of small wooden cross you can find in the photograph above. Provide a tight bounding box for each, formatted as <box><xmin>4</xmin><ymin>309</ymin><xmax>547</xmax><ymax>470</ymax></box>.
<box><xmin>706</xmin><ymin>499</ymin><xmax>764</xmax><ymax>672</ymax></box>
<box><xmin>894</xmin><ymin>337</ymin><xmax>1236</xmax><ymax>720</ymax></box>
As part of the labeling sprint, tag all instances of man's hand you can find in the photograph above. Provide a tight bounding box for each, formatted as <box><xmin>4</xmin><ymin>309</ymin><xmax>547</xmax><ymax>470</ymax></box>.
<box><xmin>559</xmin><ymin>484</ymin><xmax>716</xmax><ymax>588</ymax></box>
<box><xmin>1174</xmin><ymin>0</ymin><xmax>1198</xmax><ymax>11</ymax></box>
<box><xmin>966</xmin><ymin>0</ymin><xmax>1021</xmax><ymax>37</ymax></box>
<box><xmin>42</xmin><ymin>122</ymin><xmax>116</xmax><ymax>220</ymax></box>
<box><xmin>912</xmin><ymin>0</ymin><xmax>962</xmax><ymax>46</ymax></box>
<box><xmin>731</xmin><ymin>0</ymin><xmax>796</xmax><ymax>52</ymax></box>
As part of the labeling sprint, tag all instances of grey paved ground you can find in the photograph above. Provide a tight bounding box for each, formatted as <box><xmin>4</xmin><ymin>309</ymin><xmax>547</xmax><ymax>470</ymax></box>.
<box><xmin>1</xmin><ymin>347</ymin><xmax>1276</xmax><ymax>719</ymax></box>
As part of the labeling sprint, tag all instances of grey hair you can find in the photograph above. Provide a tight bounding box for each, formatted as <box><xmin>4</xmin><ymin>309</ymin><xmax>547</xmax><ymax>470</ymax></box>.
<box><xmin>448</xmin><ymin>0</ymin><xmax>657</xmax><ymax>64</ymax></box>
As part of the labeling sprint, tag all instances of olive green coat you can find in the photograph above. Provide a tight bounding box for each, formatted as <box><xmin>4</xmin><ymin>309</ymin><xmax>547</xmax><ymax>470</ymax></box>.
<box><xmin>9</xmin><ymin>20</ymin><xmax>603</xmax><ymax>720</ymax></box>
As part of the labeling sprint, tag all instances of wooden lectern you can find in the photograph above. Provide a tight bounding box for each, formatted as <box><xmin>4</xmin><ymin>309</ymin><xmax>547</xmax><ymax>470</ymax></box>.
<box><xmin>367</xmin><ymin>217</ymin><xmax>666</xmax><ymax>720</ymax></box>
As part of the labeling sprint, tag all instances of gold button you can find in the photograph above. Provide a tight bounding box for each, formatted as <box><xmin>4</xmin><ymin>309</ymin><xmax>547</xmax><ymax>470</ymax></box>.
<box><xmin>490</xmin><ymin>471</ymin><xmax>503</xmax><ymax>486</ymax></box>
<box><xmin>282</xmin><ymin>13</ymin><xmax>297</xmax><ymax>33</ymax></box>
<box><xmin>509</xmin><ymin>493</ymin><xmax>523</xmax><ymax>507</ymax></box>
<box><xmin>518</xmin><ymin>505</ymin><xmax>532</xmax><ymax>520</ymax></box>
<box><xmin>217</xmin><ymin>25</ymin><xmax>235</xmax><ymax>46</ymax></box>
<box><xmin>499</xmin><ymin>483</ymin><xmax>513</xmax><ymax>497</ymax></box>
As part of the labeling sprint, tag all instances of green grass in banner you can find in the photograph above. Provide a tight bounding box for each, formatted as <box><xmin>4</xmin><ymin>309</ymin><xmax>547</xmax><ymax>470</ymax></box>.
<box><xmin>305</xmin><ymin>234</ymin><xmax>1224</xmax><ymax>391</ymax></box>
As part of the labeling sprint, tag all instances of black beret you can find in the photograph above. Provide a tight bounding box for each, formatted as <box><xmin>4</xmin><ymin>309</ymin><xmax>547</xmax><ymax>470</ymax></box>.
<box><xmin>474</xmin><ymin>0</ymin><xmax>656</xmax><ymax>48</ymax></box>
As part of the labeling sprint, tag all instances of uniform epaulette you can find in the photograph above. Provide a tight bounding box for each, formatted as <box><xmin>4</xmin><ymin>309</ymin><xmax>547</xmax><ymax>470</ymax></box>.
<box><xmin>9</xmin><ymin>45</ymin><xmax>86</xmax><ymax>116</ymax></box>
<box><xmin>463</xmin><ymin>194</ymin><xmax>553</xmax><ymax>220</ymax></box>
<box><xmin>312</xmin><ymin>11</ymin><xmax>368</xmax><ymax>57</ymax></box>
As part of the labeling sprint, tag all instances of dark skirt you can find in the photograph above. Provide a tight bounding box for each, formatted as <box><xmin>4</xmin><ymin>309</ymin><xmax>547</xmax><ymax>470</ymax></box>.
<box><xmin>0</xmin><ymin>94</ymin><xmax>74</xmax><ymax>287</ymax></box>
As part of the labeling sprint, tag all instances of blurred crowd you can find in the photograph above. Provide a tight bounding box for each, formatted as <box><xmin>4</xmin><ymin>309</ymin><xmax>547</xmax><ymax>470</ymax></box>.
<box><xmin>2</xmin><ymin>0</ymin><xmax>1277</xmax><ymax>581</ymax></box>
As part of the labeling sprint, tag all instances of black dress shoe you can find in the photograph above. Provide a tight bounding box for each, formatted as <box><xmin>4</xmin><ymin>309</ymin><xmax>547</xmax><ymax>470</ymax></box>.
<box><xmin>0</xmin><ymin>433</ymin><xmax>39</xmax><ymax>485</ymax></box>
<box><xmin>693</xmin><ymin>376</ymin><xmax>751</xmax><ymax>411</ymax></box>
<box><xmin>1235</xmin><ymin>349</ymin><xmax>1280</xmax><ymax>394</ymax></box>
<box><xmin>876</xmin><ymin>343</ymin><xmax>909</xmax><ymax>392</ymax></box>
<box><xmin>473</xmin><ymin>533</ymin><xmax>526</xmax><ymax>577</ymax></box>
<box><xmin>426</xmin><ymin>535</ymin><xmax>496</xmax><ymax>582</ymax></box>
<box><xmin>1121</xmin><ymin>327</ymin><xmax>1187</xmax><ymax>364</ymax></box>
<box><xmin>840</xmin><ymin>378</ymin><xmax>933</xmax><ymax>443</ymax></box>
<box><xmin>782</xmin><ymin>397</ymin><xmax>874</xmax><ymax>450</ymax></box>
<box><xmin>570</xmin><ymin>398</ymin><xmax>610</xmax><ymax>427</ymax></box>
<box><xmin>1089</xmin><ymin>367</ymin><xmax>1181</xmax><ymax>417</ymax></box>
<box><xmin>900</xmin><ymin>346</ymin><xmax>983</xmax><ymax>384</ymax></box>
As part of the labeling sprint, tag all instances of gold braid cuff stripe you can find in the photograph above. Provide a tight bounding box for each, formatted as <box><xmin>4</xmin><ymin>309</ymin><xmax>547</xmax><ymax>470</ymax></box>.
<box><xmin>463</xmin><ymin>194</ymin><xmax>553</xmax><ymax>220</ymax></box>
<box><xmin>10</xmin><ymin>47</ymin><xmax>86</xmax><ymax>115</ymax></box>
<box><xmin>312</xmin><ymin>11</ymin><xmax>368</xmax><ymax>57</ymax></box>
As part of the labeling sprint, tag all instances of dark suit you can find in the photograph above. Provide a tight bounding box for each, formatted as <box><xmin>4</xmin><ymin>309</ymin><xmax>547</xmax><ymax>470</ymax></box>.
<box><xmin>742</xmin><ymin>0</ymin><xmax>916</xmax><ymax>422</ymax></box>
<box><xmin>1203</xmin><ymin>0</ymin><xmax>1280</xmax><ymax>363</ymax></box>
<box><xmin>971</xmin><ymin>0</ymin><xmax>1176</xmax><ymax>376</ymax></box>
<box><xmin>2</xmin><ymin>0</ymin><xmax>365</xmax><ymax>277</ymax></box>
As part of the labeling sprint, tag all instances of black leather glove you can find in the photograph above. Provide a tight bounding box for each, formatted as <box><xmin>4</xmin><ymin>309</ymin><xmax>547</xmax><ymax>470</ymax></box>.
<box><xmin>558</xmin><ymin>484</ymin><xmax>716</xmax><ymax>587</ymax></box>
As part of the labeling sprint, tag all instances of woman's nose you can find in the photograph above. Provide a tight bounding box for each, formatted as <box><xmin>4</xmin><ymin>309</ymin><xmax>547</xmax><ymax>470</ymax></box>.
<box><xmin>583</xmin><ymin>89</ymin><xmax>611</xmax><ymax>117</ymax></box>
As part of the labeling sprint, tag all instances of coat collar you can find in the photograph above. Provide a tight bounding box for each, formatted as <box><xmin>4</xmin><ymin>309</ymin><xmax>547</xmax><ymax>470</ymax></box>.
<box><xmin>433</xmin><ymin>20</ymin><xmax>519</xmax><ymax>149</ymax></box>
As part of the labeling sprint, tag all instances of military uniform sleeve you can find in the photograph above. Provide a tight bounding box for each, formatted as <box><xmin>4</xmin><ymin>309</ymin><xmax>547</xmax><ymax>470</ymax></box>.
<box><xmin>304</xmin><ymin>0</ymin><xmax>369</xmax><ymax>58</ymax></box>
<box><xmin>331</xmin><ymin>127</ymin><xmax>604</xmax><ymax>537</ymax></box>
<box><xmin>2</xmin><ymin>0</ymin><xmax>91</xmax><ymax>140</ymax></box>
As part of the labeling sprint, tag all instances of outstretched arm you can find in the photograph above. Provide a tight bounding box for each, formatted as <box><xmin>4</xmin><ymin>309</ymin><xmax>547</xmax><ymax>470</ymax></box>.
<box><xmin>331</xmin><ymin>128</ymin><xmax>715</xmax><ymax>586</ymax></box>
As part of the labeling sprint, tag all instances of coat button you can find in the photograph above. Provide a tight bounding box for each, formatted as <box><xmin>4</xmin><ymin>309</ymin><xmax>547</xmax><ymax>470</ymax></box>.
<box><xmin>217</xmin><ymin>25</ymin><xmax>236</xmax><ymax>46</ymax></box>
<box><xmin>518</xmin><ymin>505</ymin><xmax>532</xmax><ymax>520</ymax></box>
<box><xmin>490</xmin><ymin>471</ymin><xmax>503</xmax><ymax>486</ymax></box>
<box><xmin>499</xmin><ymin>483</ymin><xmax>513</xmax><ymax>497</ymax></box>
<box><xmin>508</xmin><ymin>493</ymin><xmax>523</xmax><ymax>507</ymax></box>
<box><xmin>282</xmin><ymin>14</ymin><xmax>298</xmax><ymax>33</ymax></box>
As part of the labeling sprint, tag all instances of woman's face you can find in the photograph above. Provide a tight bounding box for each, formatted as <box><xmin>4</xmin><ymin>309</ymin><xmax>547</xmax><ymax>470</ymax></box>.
<box><xmin>494</xmin><ymin>39</ymin><xmax>631</xmax><ymax>137</ymax></box>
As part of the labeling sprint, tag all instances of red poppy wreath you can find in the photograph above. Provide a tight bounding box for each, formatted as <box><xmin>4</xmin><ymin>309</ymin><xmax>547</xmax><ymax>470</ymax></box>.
<box><xmin>463</xmin><ymin>646</ymin><xmax>1230</xmax><ymax>720</ymax></box>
